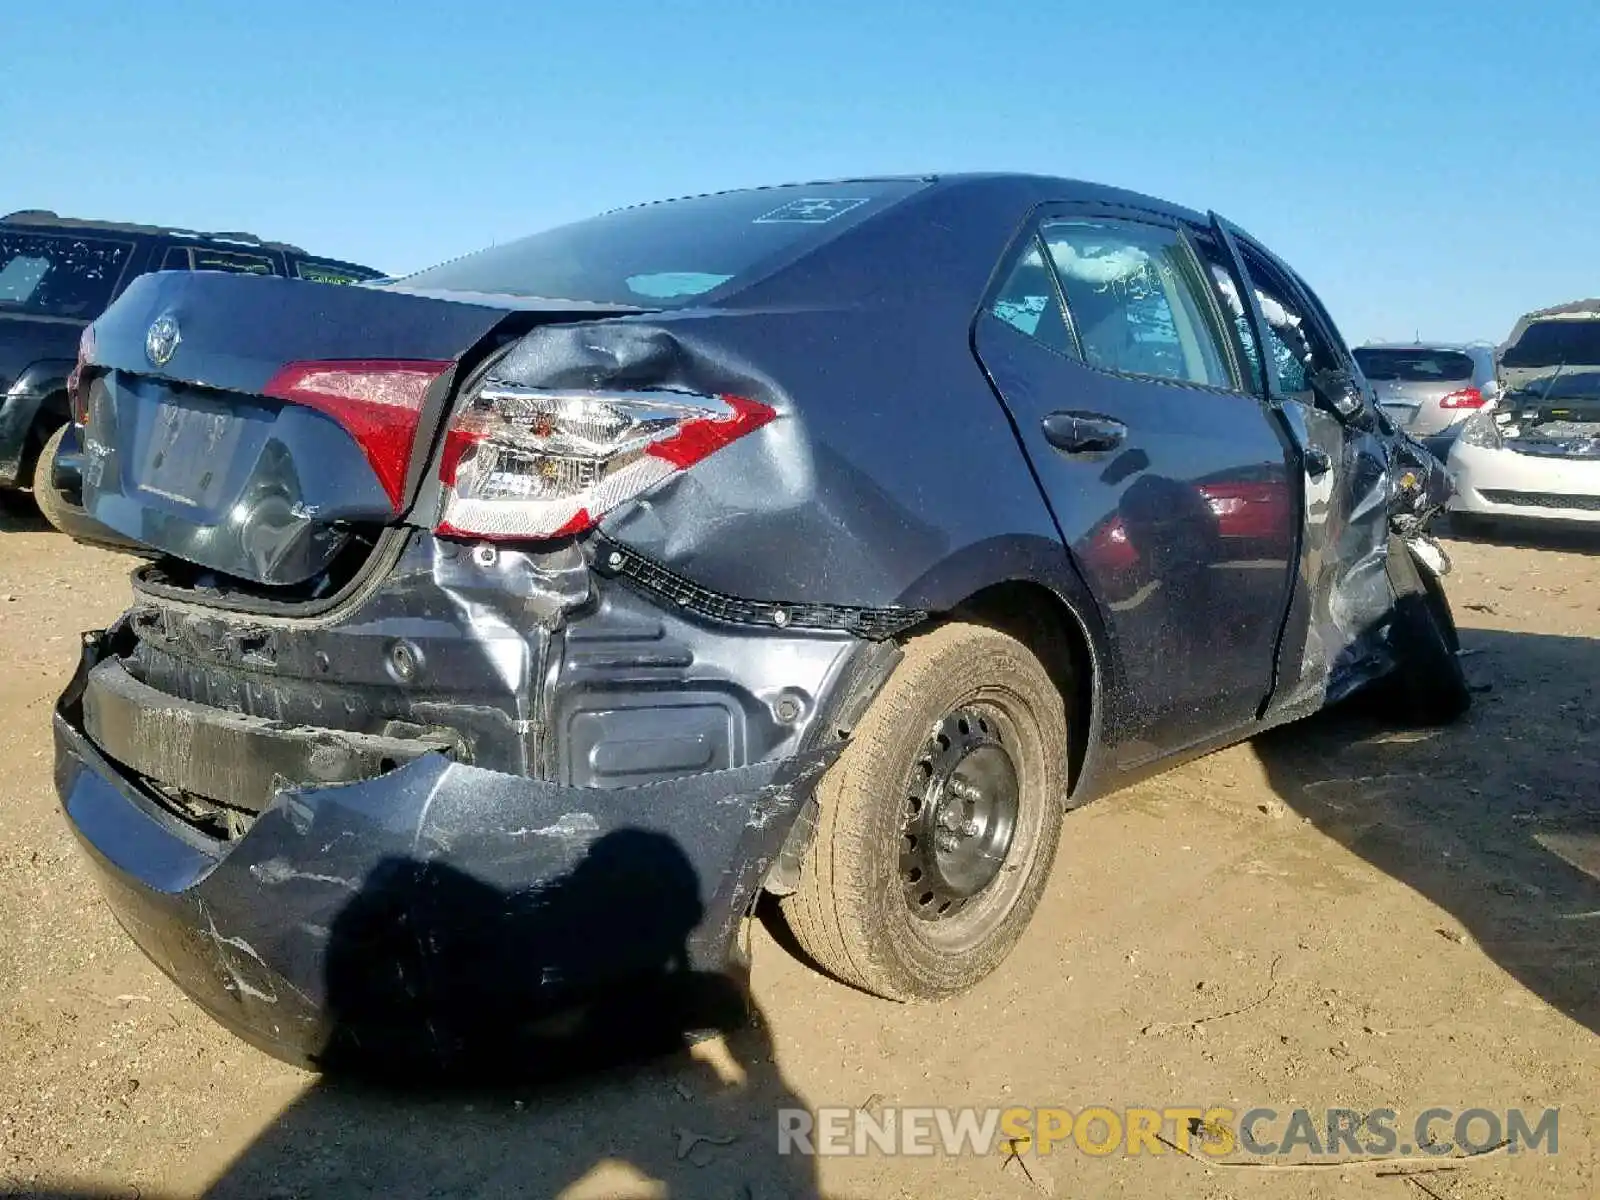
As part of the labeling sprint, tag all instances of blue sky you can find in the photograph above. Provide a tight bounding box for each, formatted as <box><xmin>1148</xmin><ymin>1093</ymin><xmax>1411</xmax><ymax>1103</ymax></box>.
<box><xmin>5</xmin><ymin>0</ymin><xmax>1596</xmax><ymax>343</ymax></box>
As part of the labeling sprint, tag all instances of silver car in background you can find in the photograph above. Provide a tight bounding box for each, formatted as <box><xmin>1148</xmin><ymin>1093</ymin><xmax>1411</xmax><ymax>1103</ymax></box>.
<box><xmin>1353</xmin><ymin>343</ymin><xmax>1502</xmax><ymax>436</ymax></box>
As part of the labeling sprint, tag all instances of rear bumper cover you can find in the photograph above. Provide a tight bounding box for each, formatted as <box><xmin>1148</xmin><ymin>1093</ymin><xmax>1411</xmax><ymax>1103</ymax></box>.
<box><xmin>55</xmin><ymin>629</ymin><xmax>838</xmax><ymax>1068</ymax></box>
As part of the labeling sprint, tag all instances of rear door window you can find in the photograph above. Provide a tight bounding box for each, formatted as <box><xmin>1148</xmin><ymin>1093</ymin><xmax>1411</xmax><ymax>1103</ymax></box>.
<box><xmin>1352</xmin><ymin>348</ymin><xmax>1475</xmax><ymax>382</ymax></box>
<box><xmin>397</xmin><ymin>179</ymin><xmax>929</xmax><ymax>307</ymax></box>
<box><xmin>1192</xmin><ymin>237</ymin><xmax>1265</xmax><ymax>394</ymax></box>
<box><xmin>1038</xmin><ymin>218</ymin><xmax>1234</xmax><ymax>389</ymax></box>
<box><xmin>1233</xmin><ymin>246</ymin><xmax>1344</xmax><ymax>405</ymax></box>
<box><xmin>0</xmin><ymin>231</ymin><xmax>133</xmax><ymax>318</ymax></box>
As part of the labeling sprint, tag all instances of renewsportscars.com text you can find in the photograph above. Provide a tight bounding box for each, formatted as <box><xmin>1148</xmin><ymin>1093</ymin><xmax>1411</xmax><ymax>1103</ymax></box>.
<box><xmin>776</xmin><ymin>1105</ymin><xmax>1559</xmax><ymax>1159</ymax></box>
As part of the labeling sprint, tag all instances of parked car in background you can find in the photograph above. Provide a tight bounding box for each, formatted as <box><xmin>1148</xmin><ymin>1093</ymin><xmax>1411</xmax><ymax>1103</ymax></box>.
<box><xmin>1352</xmin><ymin>342</ymin><xmax>1501</xmax><ymax>437</ymax></box>
<box><xmin>1447</xmin><ymin>301</ymin><xmax>1600</xmax><ymax>534</ymax></box>
<box><xmin>54</xmin><ymin>175</ymin><xmax>1468</xmax><ymax>1070</ymax></box>
<box><xmin>0</xmin><ymin>209</ymin><xmax>383</xmax><ymax>540</ymax></box>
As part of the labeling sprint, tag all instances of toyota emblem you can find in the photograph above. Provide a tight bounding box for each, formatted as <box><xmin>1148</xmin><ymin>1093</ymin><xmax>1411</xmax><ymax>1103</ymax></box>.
<box><xmin>145</xmin><ymin>314</ymin><xmax>181</xmax><ymax>367</ymax></box>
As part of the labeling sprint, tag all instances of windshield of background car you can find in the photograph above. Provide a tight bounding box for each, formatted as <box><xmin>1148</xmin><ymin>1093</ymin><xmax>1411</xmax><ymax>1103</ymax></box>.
<box><xmin>1352</xmin><ymin>348</ymin><xmax>1474</xmax><ymax>382</ymax></box>
<box><xmin>396</xmin><ymin>181</ymin><xmax>930</xmax><ymax>307</ymax></box>
<box><xmin>0</xmin><ymin>231</ymin><xmax>132</xmax><ymax>318</ymax></box>
<box><xmin>1509</xmin><ymin>370</ymin><xmax>1600</xmax><ymax>401</ymax></box>
<box><xmin>1501</xmin><ymin>319</ymin><xmax>1600</xmax><ymax>368</ymax></box>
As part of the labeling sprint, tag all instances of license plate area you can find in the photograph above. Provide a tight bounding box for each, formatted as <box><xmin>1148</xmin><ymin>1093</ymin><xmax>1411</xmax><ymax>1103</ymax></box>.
<box><xmin>135</xmin><ymin>383</ymin><xmax>247</xmax><ymax>510</ymax></box>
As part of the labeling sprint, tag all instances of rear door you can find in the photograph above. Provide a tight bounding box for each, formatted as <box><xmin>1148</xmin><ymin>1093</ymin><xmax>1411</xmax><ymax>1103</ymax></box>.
<box><xmin>1207</xmin><ymin>217</ymin><xmax>1396</xmax><ymax>716</ymax></box>
<box><xmin>973</xmin><ymin>205</ymin><xmax>1298</xmax><ymax>763</ymax></box>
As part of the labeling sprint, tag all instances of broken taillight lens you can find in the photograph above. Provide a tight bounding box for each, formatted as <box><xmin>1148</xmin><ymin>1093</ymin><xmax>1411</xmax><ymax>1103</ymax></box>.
<box><xmin>263</xmin><ymin>359</ymin><xmax>454</xmax><ymax>509</ymax></box>
<box><xmin>1439</xmin><ymin>387</ymin><xmax>1486</xmax><ymax>410</ymax></box>
<box><xmin>67</xmin><ymin>324</ymin><xmax>95</xmax><ymax>425</ymax></box>
<box><xmin>435</xmin><ymin>383</ymin><xmax>775</xmax><ymax>540</ymax></box>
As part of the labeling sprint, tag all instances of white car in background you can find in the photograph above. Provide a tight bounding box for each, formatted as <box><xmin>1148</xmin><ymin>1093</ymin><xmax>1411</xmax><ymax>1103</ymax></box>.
<box><xmin>1447</xmin><ymin>302</ymin><xmax>1600</xmax><ymax>535</ymax></box>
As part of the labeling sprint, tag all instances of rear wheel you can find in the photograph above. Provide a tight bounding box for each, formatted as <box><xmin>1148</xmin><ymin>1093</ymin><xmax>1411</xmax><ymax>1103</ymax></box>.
<box><xmin>781</xmin><ymin>622</ymin><xmax>1067</xmax><ymax>1000</ymax></box>
<box><xmin>29</xmin><ymin>421</ymin><xmax>146</xmax><ymax>552</ymax></box>
<box><xmin>29</xmin><ymin>422</ymin><xmax>79</xmax><ymax>536</ymax></box>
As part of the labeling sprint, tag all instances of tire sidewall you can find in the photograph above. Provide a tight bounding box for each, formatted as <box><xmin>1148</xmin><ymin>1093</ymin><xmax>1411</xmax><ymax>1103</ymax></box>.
<box><xmin>850</xmin><ymin>629</ymin><xmax>1066</xmax><ymax>996</ymax></box>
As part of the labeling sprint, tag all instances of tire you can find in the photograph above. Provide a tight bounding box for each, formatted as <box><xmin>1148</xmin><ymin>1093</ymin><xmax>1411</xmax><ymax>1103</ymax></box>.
<box><xmin>28</xmin><ymin>421</ymin><xmax>79</xmax><ymax>535</ymax></box>
<box><xmin>28</xmin><ymin>421</ymin><xmax>148</xmax><ymax>553</ymax></box>
<box><xmin>781</xmin><ymin>622</ymin><xmax>1068</xmax><ymax>1000</ymax></box>
<box><xmin>1385</xmin><ymin>581</ymin><xmax>1471</xmax><ymax>726</ymax></box>
<box><xmin>1418</xmin><ymin>566</ymin><xmax>1461</xmax><ymax>657</ymax></box>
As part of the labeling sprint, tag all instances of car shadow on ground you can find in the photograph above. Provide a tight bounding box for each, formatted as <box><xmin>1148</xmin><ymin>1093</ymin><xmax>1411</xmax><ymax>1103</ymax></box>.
<box><xmin>1444</xmin><ymin>514</ymin><xmax>1600</xmax><ymax>557</ymax></box>
<box><xmin>1253</xmin><ymin>627</ymin><xmax>1600</xmax><ymax>1036</ymax></box>
<box><xmin>0</xmin><ymin>490</ymin><xmax>50</xmax><ymax>533</ymax></box>
<box><xmin>8</xmin><ymin>833</ymin><xmax>819</xmax><ymax>1198</ymax></box>
<box><xmin>202</xmin><ymin>830</ymin><xmax>817</xmax><ymax>1199</ymax></box>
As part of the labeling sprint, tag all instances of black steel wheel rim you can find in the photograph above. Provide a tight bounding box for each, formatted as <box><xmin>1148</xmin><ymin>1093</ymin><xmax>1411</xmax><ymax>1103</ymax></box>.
<box><xmin>900</xmin><ymin>706</ymin><xmax>1021</xmax><ymax>921</ymax></box>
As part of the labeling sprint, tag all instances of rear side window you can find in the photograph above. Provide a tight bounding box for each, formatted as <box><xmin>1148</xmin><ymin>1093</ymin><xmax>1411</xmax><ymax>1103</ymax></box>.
<box><xmin>988</xmin><ymin>239</ymin><xmax>1075</xmax><ymax>355</ymax></box>
<box><xmin>293</xmin><ymin>258</ymin><xmax>380</xmax><ymax>285</ymax></box>
<box><xmin>0</xmin><ymin>231</ymin><xmax>132</xmax><ymax>318</ymax></box>
<box><xmin>1039</xmin><ymin>219</ymin><xmax>1233</xmax><ymax>389</ymax></box>
<box><xmin>1502</xmin><ymin>320</ymin><xmax>1600</xmax><ymax>368</ymax></box>
<box><xmin>1193</xmin><ymin>238</ymin><xmax>1265</xmax><ymax>394</ymax></box>
<box><xmin>191</xmin><ymin>249</ymin><xmax>278</xmax><ymax>275</ymax></box>
<box><xmin>1352</xmin><ymin>348</ymin><xmax>1474</xmax><ymax>382</ymax></box>
<box><xmin>398</xmin><ymin>181</ymin><xmax>929</xmax><ymax>308</ymax></box>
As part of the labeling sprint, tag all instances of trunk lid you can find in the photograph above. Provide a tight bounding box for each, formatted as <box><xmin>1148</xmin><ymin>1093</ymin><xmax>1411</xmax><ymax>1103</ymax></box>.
<box><xmin>1370</xmin><ymin>378</ymin><xmax>1458</xmax><ymax>428</ymax></box>
<box><xmin>79</xmin><ymin>272</ymin><xmax>619</xmax><ymax>586</ymax></box>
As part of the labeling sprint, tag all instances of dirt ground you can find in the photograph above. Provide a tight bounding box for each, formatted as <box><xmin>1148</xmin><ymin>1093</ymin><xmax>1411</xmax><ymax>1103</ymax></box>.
<box><xmin>0</xmin><ymin>494</ymin><xmax>1595</xmax><ymax>1199</ymax></box>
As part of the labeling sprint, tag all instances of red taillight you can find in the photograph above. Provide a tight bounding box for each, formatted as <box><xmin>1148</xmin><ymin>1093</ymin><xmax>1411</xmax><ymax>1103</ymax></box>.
<box><xmin>263</xmin><ymin>359</ymin><xmax>453</xmax><ymax>509</ymax></box>
<box><xmin>435</xmin><ymin>384</ymin><xmax>776</xmax><ymax>540</ymax></box>
<box><xmin>67</xmin><ymin>324</ymin><xmax>95</xmax><ymax>425</ymax></box>
<box><xmin>1439</xmin><ymin>387</ymin><xmax>1485</xmax><ymax>410</ymax></box>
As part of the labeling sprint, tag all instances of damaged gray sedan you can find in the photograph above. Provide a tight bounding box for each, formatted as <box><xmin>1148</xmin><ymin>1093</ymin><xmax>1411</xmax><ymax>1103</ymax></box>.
<box><xmin>54</xmin><ymin>175</ymin><xmax>1468</xmax><ymax>1068</ymax></box>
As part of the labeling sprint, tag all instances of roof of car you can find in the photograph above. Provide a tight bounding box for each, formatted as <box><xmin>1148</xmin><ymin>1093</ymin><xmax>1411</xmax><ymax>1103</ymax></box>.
<box><xmin>1521</xmin><ymin>300</ymin><xmax>1600</xmax><ymax>320</ymax></box>
<box><xmin>1355</xmin><ymin>342</ymin><xmax>1493</xmax><ymax>352</ymax></box>
<box><xmin>597</xmin><ymin>173</ymin><xmax>1211</xmax><ymax>227</ymax></box>
<box><xmin>1</xmin><ymin>209</ymin><xmax>307</xmax><ymax>255</ymax></box>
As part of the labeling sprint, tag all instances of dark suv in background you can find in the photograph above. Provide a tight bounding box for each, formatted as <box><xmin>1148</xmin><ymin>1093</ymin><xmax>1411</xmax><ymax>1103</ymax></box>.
<box><xmin>0</xmin><ymin>209</ymin><xmax>382</xmax><ymax>538</ymax></box>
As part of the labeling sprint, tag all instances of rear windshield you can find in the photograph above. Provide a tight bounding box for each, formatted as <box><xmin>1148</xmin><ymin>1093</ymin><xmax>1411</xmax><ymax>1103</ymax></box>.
<box><xmin>397</xmin><ymin>181</ymin><xmax>928</xmax><ymax>308</ymax></box>
<box><xmin>1353</xmin><ymin>348</ymin><xmax>1475</xmax><ymax>382</ymax></box>
<box><xmin>1501</xmin><ymin>319</ymin><xmax>1600</xmax><ymax>368</ymax></box>
<box><xmin>0</xmin><ymin>230</ymin><xmax>133</xmax><ymax>319</ymax></box>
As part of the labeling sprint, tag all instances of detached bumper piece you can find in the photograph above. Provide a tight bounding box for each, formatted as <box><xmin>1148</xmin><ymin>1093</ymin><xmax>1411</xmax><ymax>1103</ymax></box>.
<box><xmin>55</xmin><ymin>630</ymin><xmax>839</xmax><ymax>1070</ymax></box>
